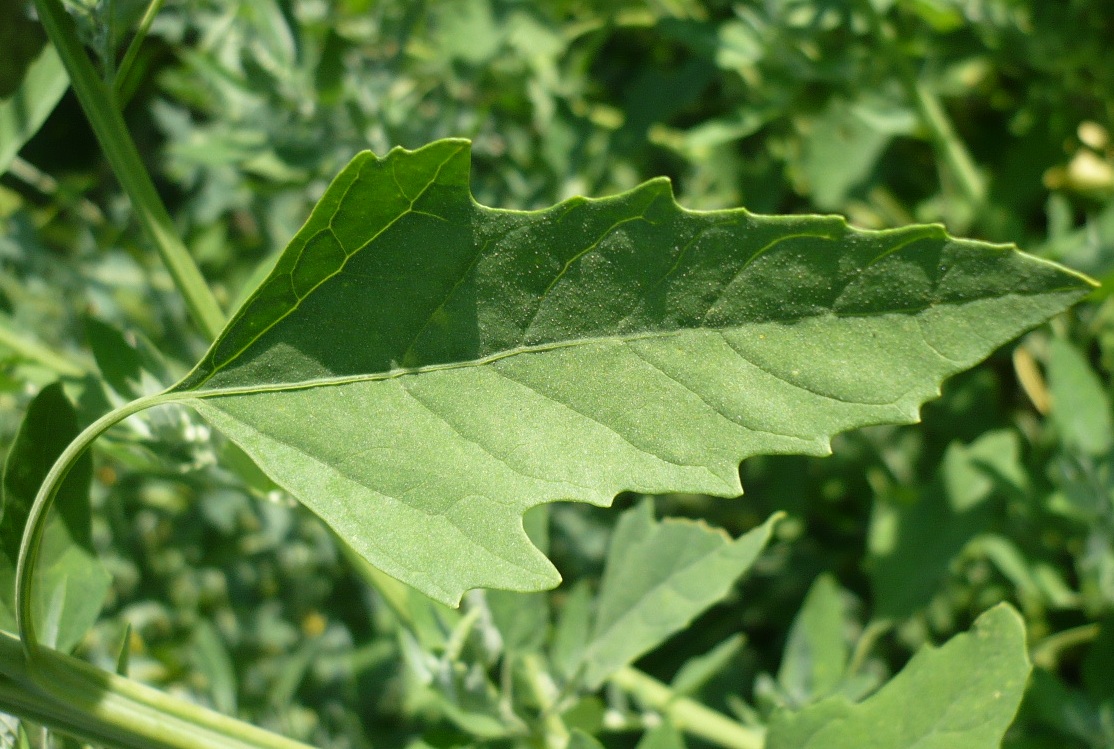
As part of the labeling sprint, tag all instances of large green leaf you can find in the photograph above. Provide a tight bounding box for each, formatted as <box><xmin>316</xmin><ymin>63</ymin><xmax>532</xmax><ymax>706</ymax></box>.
<box><xmin>164</xmin><ymin>139</ymin><xmax>1090</xmax><ymax>605</ymax></box>
<box><xmin>765</xmin><ymin>603</ymin><xmax>1031</xmax><ymax>749</ymax></box>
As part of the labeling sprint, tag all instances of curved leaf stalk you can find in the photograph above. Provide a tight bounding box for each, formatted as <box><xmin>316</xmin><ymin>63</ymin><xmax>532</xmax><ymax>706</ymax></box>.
<box><xmin>32</xmin><ymin>0</ymin><xmax>225</xmax><ymax>340</ymax></box>
<box><xmin>15</xmin><ymin>393</ymin><xmax>174</xmax><ymax>654</ymax></box>
<box><xmin>608</xmin><ymin>666</ymin><xmax>765</xmax><ymax>749</ymax></box>
<box><xmin>8</xmin><ymin>391</ymin><xmax>315</xmax><ymax>747</ymax></box>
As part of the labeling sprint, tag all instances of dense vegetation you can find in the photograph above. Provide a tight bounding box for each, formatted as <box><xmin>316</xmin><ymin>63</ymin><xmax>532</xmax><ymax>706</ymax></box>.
<box><xmin>2</xmin><ymin>1</ymin><xmax>1113</xmax><ymax>748</ymax></box>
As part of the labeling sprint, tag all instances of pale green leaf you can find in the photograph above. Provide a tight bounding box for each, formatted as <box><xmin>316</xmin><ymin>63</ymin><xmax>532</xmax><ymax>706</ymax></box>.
<box><xmin>163</xmin><ymin>139</ymin><xmax>1090</xmax><ymax>606</ymax></box>
<box><xmin>0</xmin><ymin>383</ymin><xmax>110</xmax><ymax>651</ymax></box>
<box><xmin>1048</xmin><ymin>337</ymin><xmax>1114</xmax><ymax>457</ymax></box>
<box><xmin>766</xmin><ymin>603</ymin><xmax>1031</xmax><ymax>749</ymax></box>
<box><xmin>636</xmin><ymin>721</ymin><xmax>686</xmax><ymax>749</ymax></box>
<box><xmin>579</xmin><ymin>502</ymin><xmax>779</xmax><ymax>688</ymax></box>
<box><xmin>550</xmin><ymin>580</ymin><xmax>593</xmax><ymax>682</ymax></box>
<box><xmin>777</xmin><ymin>573</ymin><xmax>849</xmax><ymax>706</ymax></box>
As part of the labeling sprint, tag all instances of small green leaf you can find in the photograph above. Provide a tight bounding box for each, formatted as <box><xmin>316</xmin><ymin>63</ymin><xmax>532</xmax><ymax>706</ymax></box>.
<box><xmin>84</xmin><ymin>316</ymin><xmax>144</xmax><ymax>398</ymax></box>
<box><xmin>766</xmin><ymin>603</ymin><xmax>1032</xmax><ymax>749</ymax></box>
<box><xmin>798</xmin><ymin>95</ymin><xmax>915</xmax><ymax>210</ymax></box>
<box><xmin>1048</xmin><ymin>337</ymin><xmax>1114</xmax><ymax>457</ymax></box>
<box><xmin>550</xmin><ymin>579</ymin><xmax>593</xmax><ymax>682</ymax></box>
<box><xmin>568</xmin><ymin>729</ymin><xmax>608</xmax><ymax>749</ymax></box>
<box><xmin>636</xmin><ymin>721</ymin><xmax>686</xmax><ymax>749</ymax></box>
<box><xmin>777</xmin><ymin>573</ymin><xmax>849</xmax><ymax>706</ymax></box>
<box><xmin>670</xmin><ymin>633</ymin><xmax>745</xmax><ymax>696</ymax></box>
<box><xmin>0</xmin><ymin>44</ymin><xmax>69</xmax><ymax>175</ymax></box>
<box><xmin>165</xmin><ymin>139</ymin><xmax>1091</xmax><ymax>606</ymax></box>
<box><xmin>0</xmin><ymin>383</ymin><xmax>110</xmax><ymax>650</ymax></box>
<box><xmin>191</xmin><ymin>620</ymin><xmax>238</xmax><ymax>715</ymax></box>
<box><xmin>579</xmin><ymin>502</ymin><xmax>779</xmax><ymax>688</ymax></box>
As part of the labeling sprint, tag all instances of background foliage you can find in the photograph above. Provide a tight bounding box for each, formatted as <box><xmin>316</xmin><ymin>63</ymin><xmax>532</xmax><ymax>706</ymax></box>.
<box><xmin>2</xmin><ymin>0</ymin><xmax>1114</xmax><ymax>747</ymax></box>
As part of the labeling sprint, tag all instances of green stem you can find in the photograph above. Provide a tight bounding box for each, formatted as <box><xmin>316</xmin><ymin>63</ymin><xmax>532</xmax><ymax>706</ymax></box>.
<box><xmin>847</xmin><ymin>619</ymin><xmax>893</xmax><ymax>677</ymax></box>
<box><xmin>860</xmin><ymin>1</ymin><xmax>986</xmax><ymax>212</ymax></box>
<box><xmin>1030</xmin><ymin>623</ymin><xmax>1101</xmax><ymax>671</ymax></box>
<box><xmin>113</xmin><ymin>0</ymin><xmax>166</xmax><ymax>102</ymax></box>
<box><xmin>0</xmin><ymin>630</ymin><xmax>313</xmax><ymax>749</ymax></box>
<box><xmin>32</xmin><ymin>0</ymin><xmax>225</xmax><ymax>340</ymax></box>
<box><xmin>15</xmin><ymin>392</ymin><xmax>177</xmax><ymax>653</ymax></box>
<box><xmin>522</xmin><ymin>653</ymin><xmax>570</xmax><ymax>749</ymax></box>
<box><xmin>608</xmin><ymin>667</ymin><xmax>765</xmax><ymax>749</ymax></box>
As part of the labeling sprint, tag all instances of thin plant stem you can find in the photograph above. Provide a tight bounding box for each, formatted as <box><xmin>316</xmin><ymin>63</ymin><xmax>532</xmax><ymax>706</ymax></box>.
<box><xmin>114</xmin><ymin>0</ymin><xmax>166</xmax><ymax>102</ymax></box>
<box><xmin>15</xmin><ymin>392</ymin><xmax>176</xmax><ymax>653</ymax></box>
<box><xmin>608</xmin><ymin>666</ymin><xmax>765</xmax><ymax>749</ymax></box>
<box><xmin>32</xmin><ymin>0</ymin><xmax>226</xmax><ymax>340</ymax></box>
<box><xmin>1030</xmin><ymin>623</ymin><xmax>1101</xmax><ymax>671</ymax></box>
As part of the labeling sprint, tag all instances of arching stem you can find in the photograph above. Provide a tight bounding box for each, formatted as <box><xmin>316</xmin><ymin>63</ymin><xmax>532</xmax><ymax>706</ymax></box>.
<box><xmin>15</xmin><ymin>392</ymin><xmax>179</xmax><ymax>655</ymax></box>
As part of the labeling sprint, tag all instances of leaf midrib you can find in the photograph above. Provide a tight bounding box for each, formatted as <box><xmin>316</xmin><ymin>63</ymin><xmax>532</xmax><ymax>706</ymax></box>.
<box><xmin>176</xmin><ymin>288</ymin><xmax>1077</xmax><ymax>399</ymax></box>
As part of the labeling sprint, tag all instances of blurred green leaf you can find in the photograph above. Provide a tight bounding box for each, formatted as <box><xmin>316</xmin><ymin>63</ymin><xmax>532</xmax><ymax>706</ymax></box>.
<box><xmin>0</xmin><ymin>44</ymin><xmax>69</xmax><ymax>175</ymax></box>
<box><xmin>636</xmin><ymin>721</ymin><xmax>686</xmax><ymax>749</ymax></box>
<box><xmin>1048</xmin><ymin>337</ymin><xmax>1114</xmax><ymax>457</ymax></box>
<box><xmin>84</xmin><ymin>316</ymin><xmax>144</xmax><ymax>398</ymax></box>
<box><xmin>579</xmin><ymin>502</ymin><xmax>779</xmax><ymax>688</ymax></box>
<box><xmin>797</xmin><ymin>95</ymin><xmax>916</xmax><ymax>210</ymax></box>
<box><xmin>778</xmin><ymin>573</ymin><xmax>848</xmax><ymax>706</ymax></box>
<box><xmin>569</xmin><ymin>729</ymin><xmax>607</xmax><ymax>749</ymax></box>
<box><xmin>767</xmin><ymin>603</ymin><xmax>1031</xmax><ymax>749</ymax></box>
<box><xmin>0</xmin><ymin>1</ymin><xmax>46</xmax><ymax>97</ymax></box>
<box><xmin>670</xmin><ymin>633</ymin><xmax>745</xmax><ymax>696</ymax></box>
<box><xmin>869</xmin><ymin>430</ymin><xmax>1023</xmax><ymax>619</ymax></box>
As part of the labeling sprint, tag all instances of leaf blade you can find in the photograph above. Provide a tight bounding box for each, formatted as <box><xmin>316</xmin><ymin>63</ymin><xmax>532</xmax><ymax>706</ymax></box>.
<box><xmin>172</xmin><ymin>139</ymin><xmax>1093</xmax><ymax>605</ymax></box>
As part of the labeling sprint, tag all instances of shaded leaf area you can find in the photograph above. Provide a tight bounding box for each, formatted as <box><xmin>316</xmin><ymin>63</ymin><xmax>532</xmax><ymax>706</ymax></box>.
<box><xmin>171</xmin><ymin>139</ymin><xmax>1091</xmax><ymax>605</ymax></box>
<box><xmin>868</xmin><ymin>429</ymin><xmax>1028</xmax><ymax>620</ymax></box>
<box><xmin>578</xmin><ymin>501</ymin><xmax>778</xmax><ymax>688</ymax></box>
<box><xmin>0</xmin><ymin>43</ymin><xmax>69</xmax><ymax>175</ymax></box>
<box><xmin>0</xmin><ymin>383</ymin><xmax>109</xmax><ymax>651</ymax></box>
<box><xmin>766</xmin><ymin>604</ymin><xmax>1031</xmax><ymax>749</ymax></box>
<box><xmin>776</xmin><ymin>573</ymin><xmax>849</xmax><ymax>707</ymax></box>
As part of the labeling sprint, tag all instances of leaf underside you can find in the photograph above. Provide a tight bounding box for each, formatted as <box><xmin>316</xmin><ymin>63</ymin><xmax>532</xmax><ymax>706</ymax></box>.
<box><xmin>766</xmin><ymin>603</ymin><xmax>1031</xmax><ymax>749</ymax></box>
<box><xmin>170</xmin><ymin>139</ymin><xmax>1091</xmax><ymax>605</ymax></box>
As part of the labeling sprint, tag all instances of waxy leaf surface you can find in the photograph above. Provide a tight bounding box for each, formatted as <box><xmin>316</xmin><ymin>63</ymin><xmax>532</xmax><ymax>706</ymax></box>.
<box><xmin>169</xmin><ymin>139</ymin><xmax>1091</xmax><ymax>605</ymax></box>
